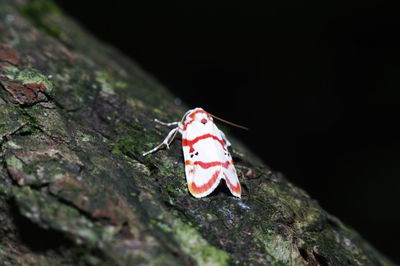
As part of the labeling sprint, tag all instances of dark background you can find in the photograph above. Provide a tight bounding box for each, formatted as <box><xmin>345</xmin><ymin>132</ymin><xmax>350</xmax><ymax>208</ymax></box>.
<box><xmin>54</xmin><ymin>0</ymin><xmax>400</xmax><ymax>262</ymax></box>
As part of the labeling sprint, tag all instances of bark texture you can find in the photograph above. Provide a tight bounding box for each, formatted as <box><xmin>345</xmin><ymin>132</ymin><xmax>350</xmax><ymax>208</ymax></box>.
<box><xmin>0</xmin><ymin>0</ymin><xmax>394</xmax><ymax>265</ymax></box>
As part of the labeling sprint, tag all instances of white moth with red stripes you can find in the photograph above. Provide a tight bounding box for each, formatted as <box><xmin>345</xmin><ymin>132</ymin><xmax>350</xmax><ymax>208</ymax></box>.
<box><xmin>143</xmin><ymin>107</ymin><xmax>242</xmax><ymax>198</ymax></box>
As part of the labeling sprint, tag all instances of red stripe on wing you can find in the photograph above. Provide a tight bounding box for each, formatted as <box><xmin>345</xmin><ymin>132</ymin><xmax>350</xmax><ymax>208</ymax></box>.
<box><xmin>188</xmin><ymin>170</ymin><xmax>220</xmax><ymax>195</ymax></box>
<box><xmin>182</xmin><ymin>133</ymin><xmax>226</xmax><ymax>153</ymax></box>
<box><xmin>192</xmin><ymin>160</ymin><xmax>233</xmax><ymax>169</ymax></box>
<box><xmin>223</xmin><ymin>173</ymin><xmax>241</xmax><ymax>196</ymax></box>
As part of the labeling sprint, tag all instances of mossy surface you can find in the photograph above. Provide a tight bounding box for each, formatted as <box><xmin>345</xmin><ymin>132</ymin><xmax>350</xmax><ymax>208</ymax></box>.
<box><xmin>20</xmin><ymin>0</ymin><xmax>62</xmax><ymax>38</ymax></box>
<box><xmin>170</xmin><ymin>220</ymin><xmax>229</xmax><ymax>266</ymax></box>
<box><xmin>95</xmin><ymin>71</ymin><xmax>127</xmax><ymax>95</ymax></box>
<box><xmin>0</xmin><ymin>0</ymin><xmax>394</xmax><ymax>265</ymax></box>
<box><xmin>4</xmin><ymin>67</ymin><xmax>54</xmax><ymax>92</ymax></box>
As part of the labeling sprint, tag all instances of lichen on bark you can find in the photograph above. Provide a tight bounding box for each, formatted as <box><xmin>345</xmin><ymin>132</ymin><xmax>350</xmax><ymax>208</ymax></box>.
<box><xmin>0</xmin><ymin>0</ymin><xmax>395</xmax><ymax>265</ymax></box>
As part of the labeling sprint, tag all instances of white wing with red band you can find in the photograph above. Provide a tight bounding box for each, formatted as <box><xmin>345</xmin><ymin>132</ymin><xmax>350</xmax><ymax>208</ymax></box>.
<box><xmin>182</xmin><ymin>113</ymin><xmax>241</xmax><ymax>198</ymax></box>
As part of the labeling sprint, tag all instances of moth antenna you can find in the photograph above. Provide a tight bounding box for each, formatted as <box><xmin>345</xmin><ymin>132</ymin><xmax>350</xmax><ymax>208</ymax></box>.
<box><xmin>210</xmin><ymin>114</ymin><xmax>249</xmax><ymax>130</ymax></box>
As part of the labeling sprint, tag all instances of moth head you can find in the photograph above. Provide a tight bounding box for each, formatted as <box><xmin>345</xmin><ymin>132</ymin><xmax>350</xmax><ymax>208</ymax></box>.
<box><xmin>186</xmin><ymin>108</ymin><xmax>213</xmax><ymax>124</ymax></box>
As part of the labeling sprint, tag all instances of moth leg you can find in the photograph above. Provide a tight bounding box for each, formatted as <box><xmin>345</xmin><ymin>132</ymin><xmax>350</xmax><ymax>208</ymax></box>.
<box><xmin>142</xmin><ymin>127</ymin><xmax>179</xmax><ymax>156</ymax></box>
<box><xmin>154</xmin><ymin>119</ymin><xmax>180</xmax><ymax>127</ymax></box>
<box><xmin>218</xmin><ymin>129</ymin><xmax>232</xmax><ymax>147</ymax></box>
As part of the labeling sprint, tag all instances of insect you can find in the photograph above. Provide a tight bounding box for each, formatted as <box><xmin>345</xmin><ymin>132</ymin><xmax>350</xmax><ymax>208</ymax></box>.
<box><xmin>143</xmin><ymin>107</ymin><xmax>245</xmax><ymax>198</ymax></box>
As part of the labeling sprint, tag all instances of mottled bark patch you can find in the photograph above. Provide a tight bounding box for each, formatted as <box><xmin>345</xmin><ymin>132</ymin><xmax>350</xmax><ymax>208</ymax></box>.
<box><xmin>49</xmin><ymin>177</ymin><xmax>132</xmax><ymax>227</ymax></box>
<box><xmin>1</xmin><ymin>81</ymin><xmax>48</xmax><ymax>105</ymax></box>
<box><xmin>6</xmin><ymin>167</ymin><xmax>25</xmax><ymax>185</ymax></box>
<box><xmin>0</xmin><ymin>45</ymin><xmax>21</xmax><ymax>68</ymax></box>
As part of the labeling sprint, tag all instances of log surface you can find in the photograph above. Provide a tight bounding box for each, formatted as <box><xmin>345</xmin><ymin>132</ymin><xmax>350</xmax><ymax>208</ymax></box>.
<box><xmin>0</xmin><ymin>0</ymin><xmax>393</xmax><ymax>265</ymax></box>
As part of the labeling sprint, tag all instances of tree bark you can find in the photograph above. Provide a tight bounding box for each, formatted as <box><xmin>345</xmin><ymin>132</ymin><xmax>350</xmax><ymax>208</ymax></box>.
<box><xmin>0</xmin><ymin>0</ymin><xmax>393</xmax><ymax>265</ymax></box>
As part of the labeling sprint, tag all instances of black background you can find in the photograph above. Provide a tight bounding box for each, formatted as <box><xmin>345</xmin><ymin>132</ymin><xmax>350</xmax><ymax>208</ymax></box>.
<box><xmin>54</xmin><ymin>0</ymin><xmax>400</xmax><ymax>262</ymax></box>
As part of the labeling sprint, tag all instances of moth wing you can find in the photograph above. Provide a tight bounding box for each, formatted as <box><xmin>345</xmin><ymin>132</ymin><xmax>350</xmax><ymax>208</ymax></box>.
<box><xmin>222</xmin><ymin>159</ymin><xmax>241</xmax><ymax>198</ymax></box>
<box><xmin>183</xmin><ymin>121</ymin><xmax>224</xmax><ymax>198</ymax></box>
<box><xmin>211</xmin><ymin>124</ymin><xmax>241</xmax><ymax>197</ymax></box>
<box><xmin>184</xmin><ymin>163</ymin><xmax>223</xmax><ymax>198</ymax></box>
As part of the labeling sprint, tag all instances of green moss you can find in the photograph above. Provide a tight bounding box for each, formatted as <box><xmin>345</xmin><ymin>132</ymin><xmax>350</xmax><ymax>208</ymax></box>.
<box><xmin>20</xmin><ymin>0</ymin><xmax>62</xmax><ymax>38</ymax></box>
<box><xmin>254</xmin><ymin>227</ymin><xmax>303</xmax><ymax>265</ymax></box>
<box><xmin>22</xmin><ymin>164</ymin><xmax>36</xmax><ymax>175</ymax></box>
<box><xmin>152</xmin><ymin>108</ymin><xmax>173</xmax><ymax>122</ymax></box>
<box><xmin>95</xmin><ymin>71</ymin><xmax>127</xmax><ymax>95</ymax></box>
<box><xmin>4</xmin><ymin>67</ymin><xmax>54</xmax><ymax>94</ymax></box>
<box><xmin>2</xmin><ymin>66</ymin><xmax>19</xmax><ymax>79</ymax></box>
<box><xmin>159</xmin><ymin>160</ymin><xmax>182</xmax><ymax>177</ymax></box>
<box><xmin>17</xmin><ymin>122</ymin><xmax>42</xmax><ymax>136</ymax></box>
<box><xmin>112</xmin><ymin>137</ymin><xmax>136</xmax><ymax>157</ymax></box>
<box><xmin>163</xmin><ymin>183</ymin><xmax>175</xmax><ymax>193</ymax></box>
<box><xmin>0</xmin><ymin>104</ymin><xmax>26</xmax><ymax>139</ymax></box>
<box><xmin>0</xmin><ymin>183</ymin><xmax>11</xmax><ymax>196</ymax></box>
<box><xmin>13</xmin><ymin>187</ymin><xmax>102</xmax><ymax>247</ymax></box>
<box><xmin>112</xmin><ymin>122</ymin><xmax>160</xmax><ymax>159</ymax></box>
<box><xmin>5</xmin><ymin>154</ymin><xmax>23</xmax><ymax>170</ymax></box>
<box><xmin>17</xmin><ymin>68</ymin><xmax>54</xmax><ymax>91</ymax></box>
<box><xmin>176</xmin><ymin>223</ymin><xmax>229</xmax><ymax>266</ymax></box>
<box><xmin>24</xmin><ymin>104</ymin><xmax>69</xmax><ymax>139</ymax></box>
<box><xmin>161</xmin><ymin>219</ymin><xmax>229</xmax><ymax>266</ymax></box>
<box><xmin>129</xmin><ymin>160</ymin><xmax>151</xmax><ymax>176</ymax></box>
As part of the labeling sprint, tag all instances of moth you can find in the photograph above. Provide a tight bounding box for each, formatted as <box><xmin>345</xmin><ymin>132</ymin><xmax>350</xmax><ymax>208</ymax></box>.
<box><xmin>143</xmin><ymin>107</ymin><xmax>245</xmax><ymax>198</ymax></box>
